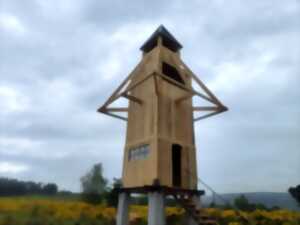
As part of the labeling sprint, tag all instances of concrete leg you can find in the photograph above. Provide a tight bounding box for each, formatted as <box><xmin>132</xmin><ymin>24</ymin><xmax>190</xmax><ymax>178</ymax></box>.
<box><xmin>148</xmin><ymin>192</ymin><xmax>165</xmax><ymax>225</ymax></box>
<box><xmin>187</xmin><ymin>216</ymin><xmax>198</xmax><ymax>225</ymax></box>
<box><xmin>187</xmin><ymin>195</ymin><xmax>202</xmax><ymax>225</ymax></box>
<box><xmin>116</xmin><ymin>192</ymin><xmax>130</xmax><ymax>225</ymax></box>
<box><xmin>192</xmin><ymin>195</ymin><xmax>202</xmax><ymax>208</ymax></box>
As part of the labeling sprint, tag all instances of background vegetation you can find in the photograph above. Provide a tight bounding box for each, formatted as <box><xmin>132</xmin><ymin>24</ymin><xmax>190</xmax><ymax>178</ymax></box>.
<box><xmin>0</xmin><ymin>196</ymin><xmax>299</xmax><ymax>225</ymax></box>
<box><xmin>0</xmin><ymin>163</ymin><xmax>299</xmax><ymax>225</ymax></box>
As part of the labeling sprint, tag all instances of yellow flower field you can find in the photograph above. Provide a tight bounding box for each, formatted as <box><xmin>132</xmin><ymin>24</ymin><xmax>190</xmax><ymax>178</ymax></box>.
<box><xmin>0</xmin><ymin>197</ymin><xmax>299</xmax><ymax>225</ymax></box>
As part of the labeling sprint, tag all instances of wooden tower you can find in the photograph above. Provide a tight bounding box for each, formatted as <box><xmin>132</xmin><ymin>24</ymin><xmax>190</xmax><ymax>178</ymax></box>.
<box><xmin>98</xmin><ymin>25</ymin><xmax>227</xmax><ymax>225</ymax></box>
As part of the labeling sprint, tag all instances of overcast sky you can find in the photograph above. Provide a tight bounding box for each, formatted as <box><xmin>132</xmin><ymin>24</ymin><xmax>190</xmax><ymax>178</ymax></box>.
<box><xmin>0</xmin><ymin>0</ymin><xmax>299</xmax><ymax>194</ymax></box>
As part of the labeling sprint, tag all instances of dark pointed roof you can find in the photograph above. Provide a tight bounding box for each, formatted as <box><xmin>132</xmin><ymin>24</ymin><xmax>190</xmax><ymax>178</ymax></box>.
<box><xmin>140</xmin><ymin>25</ymin><xmax>183</xmax><ymax>52</ymax></box>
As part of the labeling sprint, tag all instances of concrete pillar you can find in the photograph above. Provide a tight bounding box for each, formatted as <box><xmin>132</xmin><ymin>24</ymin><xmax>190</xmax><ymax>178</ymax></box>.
<box><xmin>116</xmin><ymin>192</ymin><xmax>130</xmax><ymax>225</ymax></box>
<box><xmin>187</xmin><ymin>217</ymin><xmax>198</xmax><ymax>225</ymax></box>
<box><xmin>148</xmin><ymin>192</ymin><xmax>165</xmax><ymax>225</ymax></box>
<box><xmin>192</xmin><ymin>195</ymin><xmax>202</xmax><ymax>208</ymax></box>
<box><xmin>187</xmin><ymin>195</ymin><xmax>202</xmax><ymax>225</ymax></box>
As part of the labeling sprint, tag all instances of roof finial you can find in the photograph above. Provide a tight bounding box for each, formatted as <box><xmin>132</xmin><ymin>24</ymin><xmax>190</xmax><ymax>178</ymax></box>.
<box><xmin>140</xmin><ymin>25</ymin><xmax>183</xmax><ymax>53</ymax></box>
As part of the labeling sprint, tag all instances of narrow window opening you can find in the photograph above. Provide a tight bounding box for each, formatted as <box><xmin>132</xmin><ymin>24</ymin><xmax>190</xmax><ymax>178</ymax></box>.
<box><xmin>162</xmin><ymin>62</ymin><xmax>185</xmax><ymax>84</ymax></box>
<box><xmin>128</xmin><ymin>144</ymin><xmax>150</xmax><ymax>161</ymax></box>
<box><xmin>172</xmin><ymin>144</ymin><xmax>182</xmax><ymax>187</ymax></box>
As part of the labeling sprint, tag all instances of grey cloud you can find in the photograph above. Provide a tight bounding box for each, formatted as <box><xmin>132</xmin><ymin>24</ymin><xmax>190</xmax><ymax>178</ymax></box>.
<box><xmin>1</xmin><ymin>0</ymin><xmax>299</xmax><ymax>192</ymax></box>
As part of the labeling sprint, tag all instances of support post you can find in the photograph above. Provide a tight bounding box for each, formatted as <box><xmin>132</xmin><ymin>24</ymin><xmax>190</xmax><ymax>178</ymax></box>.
<box><xmin>116</xmin><ymin>192</ymin><xmax>130</xmax><ymax>225</ymax></box>
<box><xmin>148</xmin><ymin>192</ymin><xmax>165</xmax><ymax>225</ymax></box>
<box><xmin>187</xmin><ymin>195</ymin><xmax>202</xmax><ymax>225</ymax></box>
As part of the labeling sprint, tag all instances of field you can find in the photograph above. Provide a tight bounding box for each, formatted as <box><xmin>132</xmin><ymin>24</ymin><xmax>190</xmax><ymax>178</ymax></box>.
<box><xmin>0</xmin><ymin>196</ymin><xmax>299</xmax><ymax>225</ymax></box>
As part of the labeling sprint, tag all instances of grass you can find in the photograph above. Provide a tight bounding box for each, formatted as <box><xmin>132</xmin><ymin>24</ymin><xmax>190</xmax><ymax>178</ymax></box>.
<box><xmin>0</xmin><ymin>196</ymin><xmax>299</xmax><ymax>225</ymax></box>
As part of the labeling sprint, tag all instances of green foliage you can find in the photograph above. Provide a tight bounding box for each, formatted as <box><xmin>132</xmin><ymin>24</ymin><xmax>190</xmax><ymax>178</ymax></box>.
<box><xmin>233</xmin><ymin>194</ymin><xmax>273</xmax><ymax>212</ymax></box>
<box><xmin>234</xmin><ymin>195</ymin><xmax>252</xmax><ymax>211</ymax></box>
<box><xmin>81</xmin><ymin>163</ymin><xmax>108</xmax><ymax>194</ymax></box>
<box><xmin>80</xmin><ymin>163</ymin><xmax>108</xmax><ymax>205</ymax></box>
<box><xmin>2</xmin><ymin>215</ymin><xmax>14</xmax><ymax>225</ymax></box>
<box><xmin>43</xmin><ymin>184</ymin><xmax>58</xmax><ymax>195</ymax></box>
<box><xmin>0</xmin><ymin>177</ymin><xmax>58</xmax><ymax>196</ymax></box>
<box><xmin>289</xmin><ymin>185</ymin><xmax>300</xmax><ymax>206</ymax></box>
<box><xmin>166</xmin><ymin>214</ymin><xmax>183</xmax><ymax>225</ymax></box>
<box><xmin>0</xmin><ymin>196</ymin><xmax>300</xmax><ymax>225</ymax></box>
<box><xmin>104</xmin><ymin>178</ymin><xmax>122</xmax><ymax>207</ymax></box>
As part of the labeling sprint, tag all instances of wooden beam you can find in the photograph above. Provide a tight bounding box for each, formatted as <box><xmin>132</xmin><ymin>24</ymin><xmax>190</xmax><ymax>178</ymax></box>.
<box><xmin>179</xmin><ymin>61</ymin><xmax>223</xmax><ymax>106</ymax></box>
<box><xmin>125</xmin><ymin>73</ymin><xmax>154</xmax><ymax>93</ymax></box>
<box><xmin>106</xmin><ymin>107</ymin><xmax>128</xmax><ymax>112</ymax></box>
<box><xmin>121</xmin><ymin>93</ymin><xmax>143</xmax><ymax>105</ymax></box>
<box><xmin>153</xmin><ymin>73</ymin><xmax>159</xmax><ymax>95</ymax></box>
<box><xmin>115</xmin><ymin>185</ymin><xmax>205</xmax><ymax>196</ymax></box>
<box><xmin>193</xmin><ymin>106</ymin><xmax>228</xmax><ymax>122</ymax></box>
<box><xmin>175</xmin><ymin>92</ymin><xmax>194</xmax><ymax>103</ymax></box>
<box><xmin>105</xmin><ymin>74</ymin><xmax>149</xmax><ymax>107</ymax></box>
<box><xmin>97</xmin><ymin>107</ymin><xmax>105</xmax><ymax>113</ymax></box>
<box><xmin>157</xmin><ymin>72</ymin><xmax>216</xmax><ymax>104</ymax></box>
<box><xmin>98</xmin><ymin>63</ymin><xmax>141</xmax><ymax>110</ymax></box>
<box><xmin>193</xmin><ymin>106</ymin><xmax>219</xmax><ymax>111</ymax></box>
<box><xmin>104</xmin><ymin>112</ymin><xmax>128</xmax><ymax>121</ymax></box>
<box><xmin>194</xmin><ymin>111</ymin><xmax>222</xmax><ymax>122</ymax></box>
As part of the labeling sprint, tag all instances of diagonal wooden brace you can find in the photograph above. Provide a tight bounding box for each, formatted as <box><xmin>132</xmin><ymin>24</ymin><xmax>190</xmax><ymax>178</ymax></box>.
<box><xmin>121</xmin><ymin>93</ymin><xmax>143</xmax><ymax>105</ymax></box>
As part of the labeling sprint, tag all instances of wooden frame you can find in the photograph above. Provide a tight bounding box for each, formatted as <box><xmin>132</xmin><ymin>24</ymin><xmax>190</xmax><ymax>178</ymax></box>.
<box><xmin>154</xmin><ymin>72</ymin><xmax>227</xmax><ymax>122</ymax></box>
<box><xmin>115</xmin><ymin>185</ymin><xmax>205</xmax><ymax>196</ymax></box>
<box><xmin>98</xmin><ymin>69</ymin><xmax>228</xmax><ymax>122</ymax></box>
<box><xmin>97</xmin><ymin>27</ymin><xmax>229</xmax><ymax>191</ymax></box>
<box><xmin>97</xmin><ymin>72</ymin><xmax>153</xmax><ymax>121</ymax></box>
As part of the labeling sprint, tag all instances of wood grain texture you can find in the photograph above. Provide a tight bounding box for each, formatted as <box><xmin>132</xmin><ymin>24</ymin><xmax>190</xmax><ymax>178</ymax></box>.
<box><xmin>98</xmin><ymin>40</ymin><xmax>227</xmax><ymax>190</ymax></box>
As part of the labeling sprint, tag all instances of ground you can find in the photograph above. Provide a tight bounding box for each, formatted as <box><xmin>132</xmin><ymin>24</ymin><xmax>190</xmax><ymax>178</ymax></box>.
<box><xmin>0</xmin><ymin>196</ymin><xmax>299</xmax><ymax>225</ymax></box>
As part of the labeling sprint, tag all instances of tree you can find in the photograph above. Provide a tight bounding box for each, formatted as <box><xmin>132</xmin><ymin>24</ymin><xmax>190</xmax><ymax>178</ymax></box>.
<box><xmin>289</xmin><ymin>185</ymin><xmax>300</xmax><ymax>206</ymax></box>
<box><xmin>80</xmin><ymin>163</ymin><xmax>108</xmax><ymax>204</ymax></box>
<box><xmin>105</xmin><ymin>178</ymin><xmax>122</xmax><ymax>207</ymax></box>
<box><xmin>43</xmin><ymin>183</ymin><xmax>58</xmax><ymax>195</ymax></box>
<box><xmin>0</xmin><ymin>178</ymin><xmax>59</xmax><ymax>196</ymax></box>
<box><xmin>234</xmin><ymin>195</ymin><xmax>255</xmax><ymax>211</ymax></box>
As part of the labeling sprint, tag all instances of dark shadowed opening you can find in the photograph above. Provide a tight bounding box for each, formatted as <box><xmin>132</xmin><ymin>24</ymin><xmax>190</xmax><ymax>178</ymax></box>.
<box><xmin>172</xmin><ymin>144</ymin><xmax>182</xmax><ymax>187</ymax></box>
<box><xmin>162</xmin><ymin>62</ymin><xmax>185</xmax><ymax>84</ymax></box>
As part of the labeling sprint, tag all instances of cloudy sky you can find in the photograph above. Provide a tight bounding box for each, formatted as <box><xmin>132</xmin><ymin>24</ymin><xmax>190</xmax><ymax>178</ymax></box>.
<box><xmin>0</xmin><ymin>0</ymin><xmax>299</xmax><ymax>194</ymax></box>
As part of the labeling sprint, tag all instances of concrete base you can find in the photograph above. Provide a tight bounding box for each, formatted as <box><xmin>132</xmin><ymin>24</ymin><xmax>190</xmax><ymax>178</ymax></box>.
<box><xmin>187</xmin><ymin>195</ymin><xmax>201</xmax><ymax>225</ymax></box>
<box><xmin>148</xmin><ymin>192</ymin><xmax>165</xmax><ymax>225</ymax></box>
<box><xmin>116</xmin><ymin>193</ymin><xmax>130</xmax><ymax>225</ymax></box>
<box><xmin>186</xmin><ymin>217</ymin><xmax>198</xmax><ymax>225</ymax></box>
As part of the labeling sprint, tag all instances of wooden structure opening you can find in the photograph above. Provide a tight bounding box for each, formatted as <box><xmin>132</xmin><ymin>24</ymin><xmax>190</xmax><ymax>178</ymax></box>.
<box><xmin>162</xmin><ymin>62</ymin><xmax>185</xmax><ymax>84</ymax></box>
<box><xmin>172</xmin><ymin>144</ymin><xmax>182</xmax><ymax>187</ymax></box>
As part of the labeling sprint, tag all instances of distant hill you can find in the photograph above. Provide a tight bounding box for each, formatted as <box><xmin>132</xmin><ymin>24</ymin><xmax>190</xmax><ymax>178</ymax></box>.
<box><xmin>202</xmin><ymin>192</ymin><xmax>299</xmax><ymax>211</ymax></box>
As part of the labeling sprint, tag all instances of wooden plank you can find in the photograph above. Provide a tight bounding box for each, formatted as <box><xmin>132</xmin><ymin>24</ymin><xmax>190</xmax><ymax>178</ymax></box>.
<box><xmin>115</xmin><ymin>185</ymin><xmax>205</xmax><ymax>196</ymax></box>
<box><xmin>153</xmin><ymin>73</ymin><xmax>159</xmax><ymax>95</ymax></box>
<box><xmin>125</xmin><ymin>72</ymin><xmax>154</xmax><ymax>93</ymax></box>
<box><xmin>179</xmin><ymin>61</ymin><xmax>223</xmax><ymax>106</ymax></box>
<box><xmin>121</xmin><ymin>93</ymin><xmax>143</xmax><ymax>104</ymax></box>
<box><xmin>175</xmin><ymin>92</ymin><xmax>194</xmax><ymax>103</ymax></box>
<box><xmin>101</xmin><ymin>72</ymin><xmax>152</xmax><ymax>115</ymax></box>
<box><xmin>194</xmin><ymin>110</ymin><xmax>224</xmax><ymax>122</ymax></box>
<box><xmin>104</xmin><ymin>112</ymin><xmax>128</xmax><ymax>121</ymax></box>
<box><xmin>156</xmin><ymin>72</ymin><xmax>216</xmax><ymax>104</ymax></box>
<box><xmin>193</xmin><ymin>106</ymin><xmax>219</xmax><ymax>111</ymax></box>
<box><xmin>98</xmin><ymin>63</ymin><xmax>141</xmax><ymax>110</ymax></box>
<box><xmin>106</xmin><ymin>107</ymin><xmax>128</xmax><ymax>112</ymax></box>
